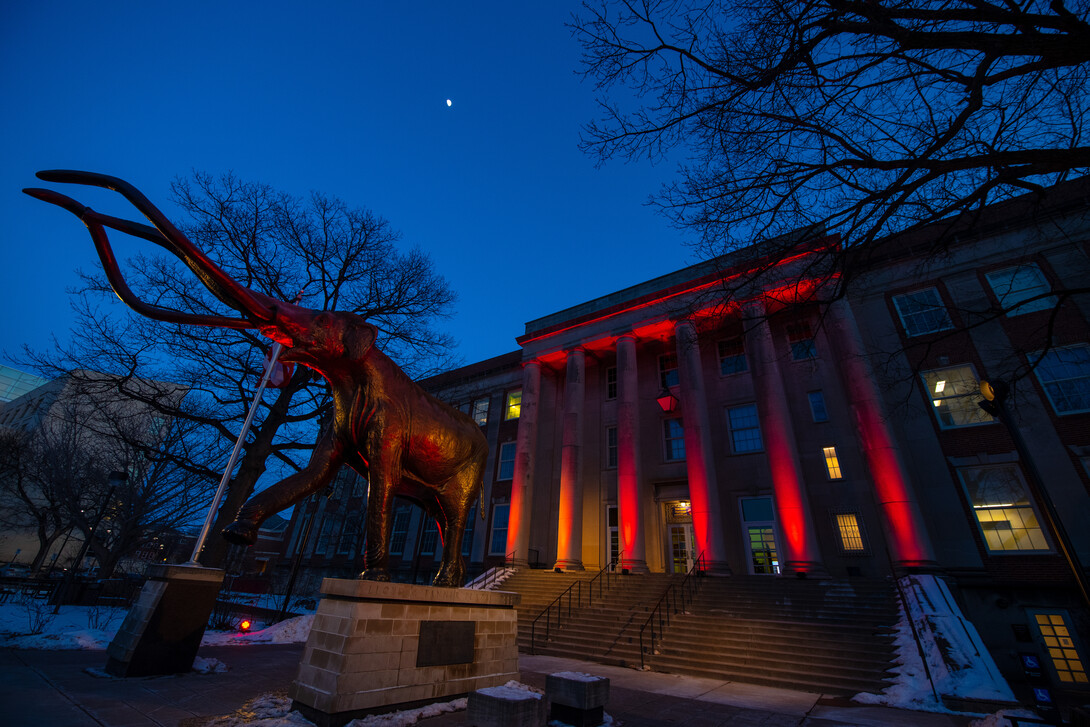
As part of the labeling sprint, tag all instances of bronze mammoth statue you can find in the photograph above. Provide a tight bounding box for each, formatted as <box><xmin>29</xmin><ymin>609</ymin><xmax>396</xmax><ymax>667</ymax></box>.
<box><xmin>25</xmin><ymin>171</ymin><xmax>487</xmax><ymax>587</ymax></box>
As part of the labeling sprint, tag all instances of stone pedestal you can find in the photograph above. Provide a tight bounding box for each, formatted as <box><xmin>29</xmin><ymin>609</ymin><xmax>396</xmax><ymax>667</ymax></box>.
<box><xmin>546</xmin><ymin>672</ymin><xmax>610</xmax><ymax>727</ymax></box>
<box><xmin>104</xmin><ymin>564</ymin><xmax>225</xmax><ymax>677</ymax></box>
<box><xmin>290</xmin><ymin>580</ymin><xmax>520</xmax><ymax>727</ymax></box>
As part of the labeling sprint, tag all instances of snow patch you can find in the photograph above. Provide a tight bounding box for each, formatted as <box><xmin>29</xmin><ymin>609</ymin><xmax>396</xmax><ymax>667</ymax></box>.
<box><xmin>853</xmin><ymin>575</ymin><xmax>1019</xmax><ymax>715</ymax></box>
<box><xmin>478</xmin><ymin>685</ymin><xmax>542</xmax><ymax>700</ymax></box>
<box><xmin>193</xmin><ymin>656</ymin><xmax>229</xmax><ymax>673</ymax></box>
<box><xmin>201</xmin><ymin>614</ymin><xmax>313</xmax><ymax>646</ymax></box>
<box><xmin>550</xmin><ymin>671</ymin><xmax>605</xmax><ymax>682</ymax></box>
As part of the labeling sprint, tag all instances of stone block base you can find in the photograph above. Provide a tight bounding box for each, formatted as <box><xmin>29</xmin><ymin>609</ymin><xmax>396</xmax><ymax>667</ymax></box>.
<box><xmin>467</xmin><ymin>686</ymin><xmax>546</xmax><ymax>727</ymax></box>
<box><xmin>290</xmin><ymin>579</ymin><xmax>520</xmax><ymax>727</ymax></box>
<box><xmin>104</xmin><ymin>564</ymin><xmax>225</xmax><ymax>677</ymax></box>
<box><xmin>546</xmin><ymin>672</ymin><xmax>610</xmax><ymax>727</ymax></box>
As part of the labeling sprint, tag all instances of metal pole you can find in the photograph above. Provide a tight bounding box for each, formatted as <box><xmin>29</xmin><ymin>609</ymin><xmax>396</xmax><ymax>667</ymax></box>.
<box><xmin>188</xmin><ymin>342</ymin><xmax>283</xmax><ymax>565</ymax></box>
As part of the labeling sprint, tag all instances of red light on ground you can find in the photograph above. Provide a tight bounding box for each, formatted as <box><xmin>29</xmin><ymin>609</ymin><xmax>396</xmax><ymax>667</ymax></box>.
<box><xmin>239</xmin><ymin>620</ymin><xmax>252</xmax><ymax>632</ymax></box>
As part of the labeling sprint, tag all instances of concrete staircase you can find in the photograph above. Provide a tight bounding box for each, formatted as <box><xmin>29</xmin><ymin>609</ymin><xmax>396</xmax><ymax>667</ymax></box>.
<box><xmin>510</xmin><ymin>570</ymin><xmax>677</xmax><ymax>665</ymax></box>
<box><xmin>648</xmin><ymin>576</ymin><xmax>900</xmax><ymax>696</ymax></box>
<box><xmin>499</xmin><ymin>569</ymin><xmax>900</xmax><ymax>697</ymax></box>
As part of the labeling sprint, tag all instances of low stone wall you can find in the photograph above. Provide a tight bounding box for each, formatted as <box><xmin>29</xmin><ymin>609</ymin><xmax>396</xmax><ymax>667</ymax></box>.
<box><xmin>291</xmin><ymin>579</ymin><xmax>520</xmax><ymax>726</ymax></box>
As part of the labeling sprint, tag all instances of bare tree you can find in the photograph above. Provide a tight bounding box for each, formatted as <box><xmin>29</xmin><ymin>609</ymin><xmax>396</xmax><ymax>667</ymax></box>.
<box><xmin>572</xmin><ymin>0</ymin><xmax>1090</xmax><ymax>321</ymax></box>
<box><xmin>0</xmin><ymin>427</ymin><xmax>105</xmax><ymax>574</ymax></box>
<box><xmin>27</xmin><ymin>172</ymin><xmax>458</xmax><ymax>566</ymax></box>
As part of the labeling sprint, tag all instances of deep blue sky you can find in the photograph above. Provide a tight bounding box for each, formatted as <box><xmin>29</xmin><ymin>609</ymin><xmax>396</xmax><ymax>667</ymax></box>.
<box><xmin>1</xmin><ymin>1</ymin><xmax>691</xmax><ymax>371</ymax></box>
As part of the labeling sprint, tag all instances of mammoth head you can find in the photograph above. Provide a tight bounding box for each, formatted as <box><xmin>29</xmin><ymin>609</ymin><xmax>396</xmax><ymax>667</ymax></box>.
<box><xmin>262</xmin><ymin>308</ymin><xmax>378</xmax><ymax>371</ymax></box>
<box><xmin>24</xmin><ymin>171</ymin><xmax>379</xmax><ymax>373</ymax></box>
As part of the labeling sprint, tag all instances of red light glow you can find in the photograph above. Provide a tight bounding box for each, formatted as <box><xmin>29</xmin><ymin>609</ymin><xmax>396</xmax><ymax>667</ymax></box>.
<box><xmin>240</xmin><ymin>619</ymin><xmax>252</xmax><ymax>632</ymax></box>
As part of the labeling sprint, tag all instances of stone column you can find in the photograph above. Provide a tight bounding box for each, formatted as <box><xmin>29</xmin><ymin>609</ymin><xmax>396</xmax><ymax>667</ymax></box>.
<box><xmin>745</xmin><ymin>301</ymin><xmax>826</xmax><ymax>576</ymax></box>
<box><xmin>826</xmin><ymin>298</ymin><xmax>937</xmax><ymax>569</ymax></box>
<box><xmin>616</xmin><ymin>334</ymin><xmax>649</xmax><ymax>573</ymax></box>
<box><xmin>554</xmin><ymin>347</ymin><xmax>586</xmax><ymax>571</ymax></box>
<box><xmin>506</xmin><ymin>360</ymin><xmax>540</xmax><ymax>569</ymax></box>
<box><xmin>674</xmin><ymin>320</ymin><xmax>731</xmax><ymax>574</ymax></box>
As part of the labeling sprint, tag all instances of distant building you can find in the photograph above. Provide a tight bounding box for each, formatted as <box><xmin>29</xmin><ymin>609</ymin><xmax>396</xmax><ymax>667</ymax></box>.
<box><xmin>0</xmin><ymin>364</ymin><xmax>48</xmax><ymax>404</ymax></box>
<box><xmin>280</xmin><ymin>179</ymin><xmax>1089</xmax><ymax>698</ymax></box>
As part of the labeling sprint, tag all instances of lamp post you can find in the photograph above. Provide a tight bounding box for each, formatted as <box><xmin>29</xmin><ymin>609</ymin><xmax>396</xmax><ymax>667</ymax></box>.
<box><xmin>979</xmin><ymin>380</ymin><xmax>1090</xmax><ymax>608</ymax></box>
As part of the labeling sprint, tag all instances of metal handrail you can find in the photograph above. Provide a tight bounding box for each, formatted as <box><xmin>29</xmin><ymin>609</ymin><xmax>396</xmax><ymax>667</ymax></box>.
<box><xmin>886</xmin><ymin>548</ymin><xmax>940</xmax><ymax>703</ymax></box>
<box><xmin>638</xmin><ymin>551</ymin><xmax>706</xmax><ymax>669</ymax></box>
<box><xmin>465</xmin><ymin>549</ymin><xmax>517</xmax><ymax>590</ymax></box>
<box><xmin>530</xmin><ymin>551</ymin><xmax>623</xmax><ymax>655</ymax></box>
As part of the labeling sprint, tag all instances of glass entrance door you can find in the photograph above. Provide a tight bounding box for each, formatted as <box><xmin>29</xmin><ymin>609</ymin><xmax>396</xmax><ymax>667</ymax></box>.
<box><xmin>741</xmin><ymin>496</ymin><xmax>781</xmax><ymax>575</ymax></box>
<box><xmin>668</xmin><ymin>523</ymin><xmax>695</xmax><ymax>574</ymax></box>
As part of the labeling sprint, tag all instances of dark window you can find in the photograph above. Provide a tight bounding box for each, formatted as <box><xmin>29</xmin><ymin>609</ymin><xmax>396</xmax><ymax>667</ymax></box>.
<box><xmin>808</xmin><ymin>391</ymin><xmax>828</xmax><ymax>422</ymax></box>
<box><xmin>663</xmin><ymin>418</ymin><xmax>685</xmax><ymax>460</ymax></box>
<box><xmin>718</xmin><ymin>338</ymin><xmax>747</xmax><ymax>375</ymax></box>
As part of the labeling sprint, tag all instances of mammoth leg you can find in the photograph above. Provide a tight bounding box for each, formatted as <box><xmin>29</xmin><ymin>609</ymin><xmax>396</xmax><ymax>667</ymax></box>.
<box><xmin>432</xmin><ymin>460</ymin><xmax>484</xmax><ymax>588</ymax></box>
<box><xmin>223</xmin><ymin>433</ymin><xmax>344</xmax><ymax>546</ymax></box>
<box><xmin>359</xmin><ymin>448</ymin><xmax>401</xmax><ymax>582</ymax></box>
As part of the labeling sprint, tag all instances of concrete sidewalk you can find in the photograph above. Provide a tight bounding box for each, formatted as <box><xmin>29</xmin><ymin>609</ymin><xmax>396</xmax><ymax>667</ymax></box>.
<box><xmin>1</xmin><ymin>644</ymin><xmax>976</xmax><ymax>727</ymax></box>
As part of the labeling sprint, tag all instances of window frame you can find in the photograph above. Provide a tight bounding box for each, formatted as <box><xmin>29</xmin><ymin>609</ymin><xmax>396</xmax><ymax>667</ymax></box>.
<box><xmin>504</xmin><ymin>390</ymin><xmax>522</xmax><ymax>420</ymax></box>
<box><xmin>605</xmin><ymin>425</ymin><xmax>618</xmax><ymax>469</ymax></box>
<box><xmin>659</xmin><ymin>353</ymin><xmax>679</xmax><ymax>389</ymax></box>
<box><xmin>606</xmin><ymin>366</ymin><xmax>618</xmax><ymax>400</ymax></box>
<box><xmin>471</xmin><ymin>397</ymin><xmax>489</xmax><ymax>426</ymax></box>
<box><xmin>921</xmin><ymin>364</ymin><xmax>995</xmax><ymax>429</ymax></box>
<box><xmin>808</xmin><ymin>391</ymin><xmax>829</xmax><ymax>422</ymax></box>
<box><xmin>717</xmin><ymin>337</ymin><xmax>748</xmax><ymax>376</ymax></box>
<box><xmin>891</xmin><ymin>287</ymin><xmax>955</xmax><ymax>337</ymax></box>
<box><xmin>786</xmin><ymin>321</ymin><xmax>817</xmax><ymax>361</ymax></box>
<box><xmin>823</xmin><ymin>446</ymin><xmax>843</xmax><ymax>480</ymax></box>
<box><xmin>831</xmin><ymin>510</ymin><xmax>868</xmax><ymax>555</ymax></box>
<box><xmin>488</xmin><ymin>503</ymin><xmax>510</xmax><ymax>556</ymax></box>
<box><xmin>496</xmin><ymin>441</ymin><xmax>517</xmax><ymax>481</ymax></box>
<box><xmin>727</xmin><ymin>403</ymin><xmax>764</xmax><ymax>454</ymax></box>
<box><xmin>1033</xmin><ymin>345</ymin><xmax>1090</xmax><ymax>415</ymax></box>
<box><xmin>957</xmin><ymin>464</ymin><xmax>1051</xmax><ymax>554</ymax></box>
<box><xmin>985</xmin><ymin>263</ymin><xmax>1057</xmax><ymax>316</ymax></box>
<box><xmin>389</xmin><ymin>505</ymin><xmax>411</xmax><ymax>556</ymax></box>
<box><xmin>663</xmin><ymin>418</ymin><xmax>686</xmax><ymax>461</ymax></box>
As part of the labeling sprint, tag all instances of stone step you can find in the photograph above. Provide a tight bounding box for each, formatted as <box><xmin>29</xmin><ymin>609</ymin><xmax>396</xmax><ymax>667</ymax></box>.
<box><xmin>502</xmin><ymin>569</ymin><xmax>900</xmax><ymax>698</ymax></box>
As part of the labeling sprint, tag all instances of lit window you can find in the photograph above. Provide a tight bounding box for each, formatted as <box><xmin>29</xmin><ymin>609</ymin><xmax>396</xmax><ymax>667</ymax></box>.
<box><xmin>389</xmin><ymin>506</ymin><xmax>410</xmax><ymax>555</ymax></box>
<box><xmin>659</xmin><ymin>353</ymin><xmax>679</xmax><ymax>388</ymax></box>
<box><xmin>471</xmin><ymin>397</ymin><xmax>489</xmax><ymax>426</ymax></box>
<box><xmin>921</xmin><ymin>365</ymin><xmax>995</xmax><ymax>428</ymax></box>
<box><xmin>419</xmin><ymin>518</ymin><xmax>439</xmax><ymax>555</ymax></box>
<box><xmin>823</xmin><ymin>446</ymin><xmax>843</xmax><ymax>479</ymax></box>
<box><xmin>606</xmin><ymin>367</ymin><xmax>617</xmax><ymax>400</ymax></box>
<box><xmin>605</xmin><ymin>426</ymin><xmax>618</xmax><ymax>468</ymax></box>
<box><xmin>496</xmin><ymin>441</ymin><xmax>517</xmax><ymax>481</ymax></box>
<box><xmin>718</xmin><ymin>338</ymin><xmax>747</xmax><ymax>375</ymax></box>
<box><xmin>1033</xmin><ymin>345</ymin><xmax>1090</xmax><ymax>414</ymax></box>
<box><xmin>959</xmin><ymin>465</ymin><xmax>1049</xmax><ymax>552</ymax></box>
<box><xmin>892</xmin><ymin>288</ymin><xmax>954</xmax><ymax>337</ymax></box>
<box><xmin>835</xmin><ymin>512</ymin><xmax>866</xmax><ymax>552</ymax></box>
<box><xmin>1034</xmin><ymin>613</ymin><xmax>1088</xmax><ymax>685</ymax></box>
<box><xmin>489</xmin><ymin>503</ymin><xmax>509</xmax><ymax>555</ymax></box>
<box><xmin>727</xmin><ymin>404</ymin><xmax>763</xmax><ymax>453</ymax></box>
<box><xmin>808</xmin><ymin>391</ymin><xmax>828</xmax><ymax>422</ymax></box>
<box><xmin>787</xmin><ymin>321</ymin><xmax>816</xmax><ymax>360</ymax></box>
<box><xmin>504</xmin><ymin>390</ymin><xmax>522</xmax><ymax>420</ymax></box>
<box><xmin>663</xmin><ymin>418</ymin><xmax>685</xmax><ymax>461</ymax></box>
<box><xmin>986</xmin><ymin>264</ymin><xmax>1057</xmax><ymax>315</ymax></box>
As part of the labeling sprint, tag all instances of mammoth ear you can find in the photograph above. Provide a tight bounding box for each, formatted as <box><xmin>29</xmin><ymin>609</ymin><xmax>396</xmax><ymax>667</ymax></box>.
<box><xmin>345</xmin><ymin>321</ymin><xmax>378</xmax><ymax>361</ymax></box>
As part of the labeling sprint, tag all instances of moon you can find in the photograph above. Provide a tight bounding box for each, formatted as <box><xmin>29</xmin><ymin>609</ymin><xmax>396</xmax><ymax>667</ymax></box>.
<box><xmin>446</xmin><ymin>99</ymin><xmax>452</xmax><ymax>107</ymax></box>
